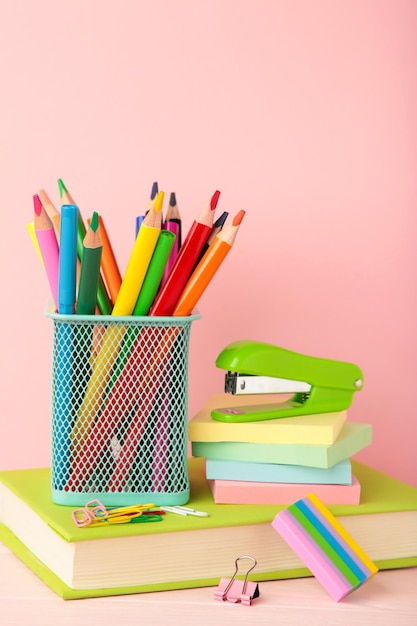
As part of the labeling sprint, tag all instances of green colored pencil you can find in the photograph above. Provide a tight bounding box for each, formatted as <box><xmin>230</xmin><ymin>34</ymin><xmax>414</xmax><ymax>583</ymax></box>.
<box><xmin>76</xmin><ymin>212</ymin><xmax>103</xmax><ymax>315</ymax></box>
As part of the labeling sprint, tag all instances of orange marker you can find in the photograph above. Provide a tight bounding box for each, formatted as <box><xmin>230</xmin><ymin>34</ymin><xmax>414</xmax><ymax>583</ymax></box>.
<box><xmin>173</xmin><ymin>210</ymin><xmax>245</xmax><ymax>316</ymax></box>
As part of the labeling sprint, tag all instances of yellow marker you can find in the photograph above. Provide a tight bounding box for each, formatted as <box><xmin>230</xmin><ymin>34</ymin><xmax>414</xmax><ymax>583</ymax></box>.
<box><xmin>27</xmin><ymin>221</ymin><xmax>45</xmax><ymax>268</ymax></box>
<box><xmin>71</xmin><ymin>191</ymin><xmax>165</xmax><ymax>450</ymax></box>
<box><xmin>113</xmin><ymin>191</ymin><xmax>164</xmax><ymax>315</ymax></box>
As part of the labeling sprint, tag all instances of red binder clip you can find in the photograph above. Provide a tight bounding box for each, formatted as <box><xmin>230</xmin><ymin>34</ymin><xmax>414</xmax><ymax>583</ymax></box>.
<box><xmin>214</xmin><ymin>556</ymin><xmax>260</xmax><ymax>606</ymax></box>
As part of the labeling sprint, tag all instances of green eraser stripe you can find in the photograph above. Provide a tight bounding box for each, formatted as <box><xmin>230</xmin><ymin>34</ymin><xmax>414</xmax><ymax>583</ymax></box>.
<box><xmin>296</xmin><ymin>499</ymin><xmax>367</xmax><ymax>583</ymax></box>
<box><xmin>288</xmin><ymin>503</ymin><xmax>361</xmax><ymax>588</ymax></box>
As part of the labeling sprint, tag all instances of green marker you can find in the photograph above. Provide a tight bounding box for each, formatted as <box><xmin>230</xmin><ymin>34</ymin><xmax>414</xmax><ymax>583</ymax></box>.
<box><xmin>133</xmin><ymin>230</ymin><xmax>176</xmax><ymax>316</ymax></box>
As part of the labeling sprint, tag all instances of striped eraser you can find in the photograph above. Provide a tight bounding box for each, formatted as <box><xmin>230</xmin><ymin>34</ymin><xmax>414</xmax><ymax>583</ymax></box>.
<box><xmin>271</xmin><ymin>493</ymin><xmax>378</xmax><ymax>601</ymax></box>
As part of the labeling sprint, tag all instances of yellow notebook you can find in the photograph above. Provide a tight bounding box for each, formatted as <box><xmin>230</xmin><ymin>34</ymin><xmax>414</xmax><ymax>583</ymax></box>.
<box><xmin>189</xmin><ymin>393</ymin><xmax>347</xmax><ymax>445</ymax></box>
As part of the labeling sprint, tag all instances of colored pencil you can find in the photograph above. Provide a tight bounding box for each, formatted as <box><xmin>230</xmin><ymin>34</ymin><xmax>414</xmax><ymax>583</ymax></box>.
<box><xmin>58</xmin><ymin>178</ymin><xmax>112</xmax><ymax>315</ymax></box>
<box><xmin>149</xmin><ymin>190</ymin><xmax>220</xmax><ymax>316</ymax></box>
<box><xmin>57</xmin><ymin>204</ymin><xmax>78</xmax><ymax>315</ymax></box>
<box><xmin>39</xmin><ymin>189</ymin><xmax>60</xmax><ymax>240</ymax></box>
<box><xmin>136</xmin><ymin>181</ymin><xmax>159</xmax><ymax>236</ymax></box>
<box><xmin>163</xmin><ymin>191</ymin><xmax>182</xmax><ymax>247</ymax></box>
<box><xmin>33</xmin><ymin>194</ymin><xmax>60</xmax><ymax>310</ymax></box>
<box><xmin>173</xmin><ymin>209</ymin><xmax>245</xmax><ymax>316</ymax></box>
<box><xmin>161</xmin><ymin>192</ymin><xmax>182</xmax><ymax>286</ymax></box>
<box><xmin>146</xmin><ymin>181</ymin><xmax>159</xmax><ymax>214</ymax></box>
<box><xmin>188</xmin><ymin>209</ymin><xmax>228</xmax><ymax>278</ymax></box>
<box><xmin>88</xmin><ymin>215</ymin><xmax>122</xmax><ymax>305</ymax></box>
<box><xmin>76</xmin><ymin>212</ymin><xmax>103</xmax><ymax>315</ymax></box>
<box><xmin>71</xmin><ymin>191</ymin><xmax>165</xmax><ymax>447</ymax></box>
<box><xmin>112</xmin><ymin>191</ymin><xmax>164</xmax><ymax>316</ymax></box>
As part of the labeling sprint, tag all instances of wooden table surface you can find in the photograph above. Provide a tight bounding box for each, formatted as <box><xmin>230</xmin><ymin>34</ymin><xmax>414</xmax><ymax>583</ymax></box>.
<box><xmin>1</xmin><ymin>542</ymin><xmax>416</xmax><ymax>625</ymax></box>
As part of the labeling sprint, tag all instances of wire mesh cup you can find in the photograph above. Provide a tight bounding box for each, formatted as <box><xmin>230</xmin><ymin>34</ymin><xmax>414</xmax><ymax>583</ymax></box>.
<box><xmin>46</xmin><ymin>310</ymin><xmax>200</xmax><ymax>506</ymax></box>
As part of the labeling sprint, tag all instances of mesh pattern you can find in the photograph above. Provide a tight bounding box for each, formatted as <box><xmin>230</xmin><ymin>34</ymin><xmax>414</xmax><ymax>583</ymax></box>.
<box><xmin>49</xmin><ymin>316</ymin><xmax>195</xmax><ymax>506</ymax></box>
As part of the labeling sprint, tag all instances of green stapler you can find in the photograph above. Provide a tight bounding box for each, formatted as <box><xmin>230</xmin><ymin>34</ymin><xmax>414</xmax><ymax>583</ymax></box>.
<box><xmin>211</xmin><ymin>340</ymin><xmax>364</xmax><ymax>423</ymax></box>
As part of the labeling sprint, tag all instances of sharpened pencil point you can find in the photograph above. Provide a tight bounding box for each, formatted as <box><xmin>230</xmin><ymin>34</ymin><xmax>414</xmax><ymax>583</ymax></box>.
<box><xmin>169</xmin><ymin>192</ymin><xmax>176</xmax><ymax>206</ymax></box>
<box><xmin>90</xmin><ymin>211</ymin><xmax>99</xmax><ymax>232</ymax></box>
<box><xmin>214</xmin><ymin>211</ymin><xmax>228</xmax><ymax>228</ymax></box>
<box><xmin>39</xmin><ymin>189</ymin><xmax>51</xmax><ymax>205</ymax></box>
<box><xmin>232</xmin><ymin>210</ymin><xmax>246</xmax><ymax>226</ymax></box>
<box><xmin>154</xmin><ymin>190</ymin><xmax>165</xmax><ymax>213</ymax></box>
<box><xmin>57</xmin><ymin>178</ymin><xmax>68</xmax><ymax>197</ymax></box>
<box><xmin>150</xmin><ymin>181</ymin><xmax>159</xmax><ymax>200</ymax></box>
<box><xmin>210</xmin><ymin>190</ymin><xmax>221</xmax><ymax>211</ymax></box>
<box><xmin>33</xmin><ymin>194</ymin><xmax>42</xmax><ymax>216</ymax></box>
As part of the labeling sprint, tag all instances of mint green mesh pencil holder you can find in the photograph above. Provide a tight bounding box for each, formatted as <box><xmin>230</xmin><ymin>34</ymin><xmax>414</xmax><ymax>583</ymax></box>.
<box><xmin>46</xmin><ymin>310</ymin><xmax>200</xmax><ymax>506</ymax></box>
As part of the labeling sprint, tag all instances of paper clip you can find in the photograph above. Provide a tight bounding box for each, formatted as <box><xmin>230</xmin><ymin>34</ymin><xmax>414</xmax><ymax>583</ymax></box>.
<box><xmin>214</xmin><ymin>556</ymin><xmax>260</xmax><ymax>606</ymax></box>
<box><xmin>72</xmin><ymin>499</ymin><xmax>108</xmax><ymax>527</ymax></box>
<box><xmin>160</xmin><ymin>505</ymin><xmax>209</xmax><ymax>517</ymax></box>
<box><xmin>72</xmin><ymin>499</ymin><xmax>162</xmax><ymax>528</ymax></box>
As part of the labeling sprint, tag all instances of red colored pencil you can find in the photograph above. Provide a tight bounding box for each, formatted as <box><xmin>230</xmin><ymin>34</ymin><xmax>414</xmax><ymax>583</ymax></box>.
<box><xmin>149</xmin><ymin>190</ymin><xmax>220</xmax><ymax>316</ymax></box>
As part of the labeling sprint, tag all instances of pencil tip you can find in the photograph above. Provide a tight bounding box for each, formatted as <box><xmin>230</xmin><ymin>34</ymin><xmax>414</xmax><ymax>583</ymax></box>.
<box><xmin>90</xmin><ymin>211</ymin><xmax>99</xmax><ymax>231</ymax></box>
<box><xmin>169</xmin><ymin>191</ymin><xmax>176</xmax><ymax>206</ymax></box>
<box><xmin>210</xmin><ymin>190</ymin><xmax>221</xmax><ymax>210</ymax></box>
<box><xmin>151</xmin><ymin>181</ymin><xmax>159</xmax><ymax>199</ymax></box>
<box><xmin>57</xmin><ymin>178</ymin><xmax>68</xmax><ymax>197</ymax></box>
<box><xmin>232</xmin><ymin>209</ymin><xmax>246</xmax><ymax>226</ymax></box>
<box><xmin>33</xmin><ymin>194</ymin><xmax>42</xmax><ymax>216</ymax></box>
<box><xmin>39</xmin><ymin>189</ymin><xmax>50</xmax><ymax>204</ymax></box>
<box><xmin>214</xmin><ymin>211</ymin><xmax>228</xmax><ymax>228</ymax></box>
<box><xmin>154</xmin><ymin>190</ymin><xmax>165</xmax><ymax>213</ymax></box>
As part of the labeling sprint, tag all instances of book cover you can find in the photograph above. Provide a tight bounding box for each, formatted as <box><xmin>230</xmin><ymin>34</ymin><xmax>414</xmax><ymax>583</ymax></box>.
<box><xmin>205</xmin><ymin>458</ymin><xmax>353</xmax><ymax>484</ymax></box>
<box><xmin>0</xmin><ymin>458</ymin><xmax>416</xmax><ymax>600</ymax></box>
<box><xmin>192</xmin><ymin>422</ymin><xmax>372</xmax><ymax>468</ymax></box>
<box><xmin>189</xmin><ymin>393</ymin><xmax>347</xmax><ymax>445</ymax></box>
<box><xmin>208</xmin><ymin>475</ymin><xmax>361</xmax><ymax>505</ymax></box>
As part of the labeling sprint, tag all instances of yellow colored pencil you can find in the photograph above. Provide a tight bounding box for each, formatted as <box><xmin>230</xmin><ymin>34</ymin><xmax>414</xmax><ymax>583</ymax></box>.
<box><xmin>71</xmin><ymin>191</ymin><xmax>164</xmax><ymax>451</ymax></box>
<box><xmin>112</xmin><ymin>191</ymin><xmax>164</xmax><ymax>315</ymax></box>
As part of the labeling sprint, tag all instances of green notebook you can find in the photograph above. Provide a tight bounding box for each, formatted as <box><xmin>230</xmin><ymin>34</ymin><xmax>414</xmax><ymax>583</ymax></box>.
<box><xmin>0</xmin><ymin>458</ymin><xmax>416</xmax><ymax>600</ymax></box>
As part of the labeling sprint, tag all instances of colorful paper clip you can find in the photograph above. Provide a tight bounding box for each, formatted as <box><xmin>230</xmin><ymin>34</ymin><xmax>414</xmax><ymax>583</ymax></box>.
<box><xmin>72</xmin><ymin>499</ymin><xmax>163</xmax><ymax>528</ymax></box>
<box><xmin>214</xmin><ymin>556</ymin><xmax>260</xmax><ymax>606</ymax></box>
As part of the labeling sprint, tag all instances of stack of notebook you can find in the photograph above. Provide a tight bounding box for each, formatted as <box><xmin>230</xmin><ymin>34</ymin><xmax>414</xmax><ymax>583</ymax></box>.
<box><xmin>189</xmin><ymin>393</ymin><xmax>372</xmax><ymax>505</ymax></box>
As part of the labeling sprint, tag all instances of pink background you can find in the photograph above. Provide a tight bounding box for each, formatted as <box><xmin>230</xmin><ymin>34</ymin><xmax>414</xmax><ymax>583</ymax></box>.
<box><xmin>0</xmin><ymin>0</ymin><xmax>416</xmax><ymax>487</ymax></box>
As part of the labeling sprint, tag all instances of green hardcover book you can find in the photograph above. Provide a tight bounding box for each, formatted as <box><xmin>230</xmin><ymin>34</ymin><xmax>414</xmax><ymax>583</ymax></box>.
<box><xmin>0</xmin><ymin>458</ymin><xmax>416</xmax><ymax>600</ymax></box>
